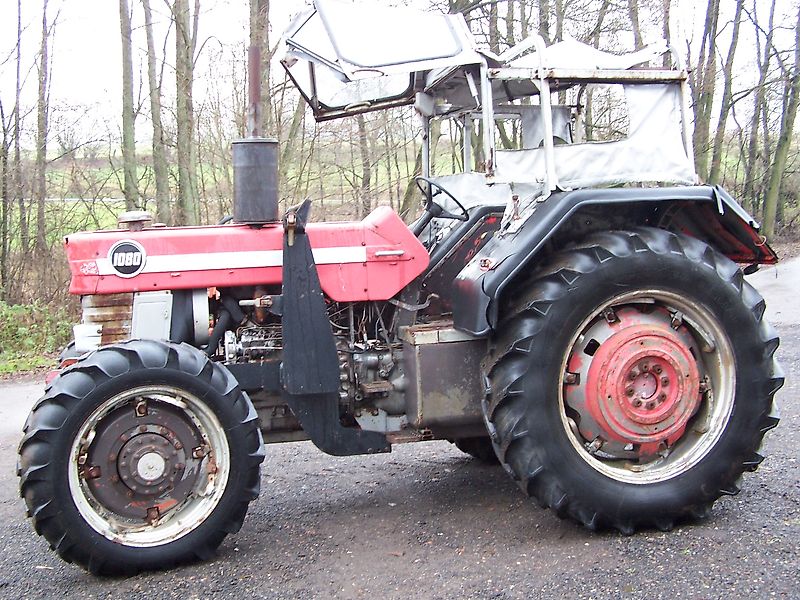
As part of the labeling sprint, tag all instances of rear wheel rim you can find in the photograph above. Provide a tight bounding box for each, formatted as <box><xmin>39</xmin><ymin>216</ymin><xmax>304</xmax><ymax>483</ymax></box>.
<box><xmin>559</xmin><ymin>290</ymin><xmax>735</xmax><ymax>484</ymax></box>
<box><xmin>68</xmin><ymin>385</ymin><xmax>230</xmax><ymax>547</ymax></box>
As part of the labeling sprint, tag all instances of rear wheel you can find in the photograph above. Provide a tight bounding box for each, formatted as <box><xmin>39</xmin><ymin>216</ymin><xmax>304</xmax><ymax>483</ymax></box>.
<box><xmin>483</xmin><ymin>228</ymin><xmax>782</xmax><ymax>532</ymax></box>
<box><xmin>453</xmin><ymin>437</ymin><xmax>498</xmax><ymax>463</ymax></box>
<box><xmin>18</xmin><ymin>340</ymin><xmax>264</xmax><ymax>574</ymax></box>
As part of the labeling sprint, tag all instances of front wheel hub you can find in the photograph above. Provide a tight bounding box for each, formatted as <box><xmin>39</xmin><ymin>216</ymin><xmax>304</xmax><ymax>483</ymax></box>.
<box><xmin>566</xmin><ymin>307</ymin><xmax>702</xmax><ymax>458</ymax></box>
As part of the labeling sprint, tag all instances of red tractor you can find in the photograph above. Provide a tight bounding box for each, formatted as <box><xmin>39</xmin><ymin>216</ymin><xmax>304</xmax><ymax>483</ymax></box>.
<box><xmin>19</xmin><ymin>1</ymin><xmax>782</xmax><ymax>575</ymax></box>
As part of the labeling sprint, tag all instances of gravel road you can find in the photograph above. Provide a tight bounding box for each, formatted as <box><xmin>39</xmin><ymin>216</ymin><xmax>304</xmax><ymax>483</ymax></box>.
<box><xmin>1</xmin><ymin>259</ymin><xmax>797</xmax><ymax>599</ymax></box>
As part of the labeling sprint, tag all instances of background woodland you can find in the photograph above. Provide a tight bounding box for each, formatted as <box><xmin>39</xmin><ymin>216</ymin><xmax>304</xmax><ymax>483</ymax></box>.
<box><xmin>0</xmin><ymin>0</ymin><xmax>799</xmax><ymax>320</ymax></box>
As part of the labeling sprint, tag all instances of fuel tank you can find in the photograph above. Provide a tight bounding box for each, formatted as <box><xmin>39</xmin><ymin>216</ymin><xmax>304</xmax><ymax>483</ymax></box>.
<box><xmin>66</xmin><ymin>206</ymin><xmax>429</xmax><ymax>302</ymax></box>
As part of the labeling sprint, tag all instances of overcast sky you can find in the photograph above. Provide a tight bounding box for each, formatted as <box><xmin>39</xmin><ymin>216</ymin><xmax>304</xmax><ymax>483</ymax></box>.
<box><xmin>0</xmin><ymin>0</ymin><xmax>793</xmax><ymax>146</ymax></box>
<box><xmin>0</xmin><ymin>0</ymin><xmax>305</xmax><ymax>141</ymax></box>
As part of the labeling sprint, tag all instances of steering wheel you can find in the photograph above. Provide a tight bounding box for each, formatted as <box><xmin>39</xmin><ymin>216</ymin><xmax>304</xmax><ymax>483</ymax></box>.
<box><xmin>414</xmin><ymin>176</ymin><xmax>469</xmax><ymax>222</ymax></box>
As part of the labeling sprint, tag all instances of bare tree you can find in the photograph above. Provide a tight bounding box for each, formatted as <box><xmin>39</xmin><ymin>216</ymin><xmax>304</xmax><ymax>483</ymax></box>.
<box><xmin>173</xmin><ymin>0</ymin><xmax>199</xmax><ymax>225</ymax></box>
<box><xmin>708</xmin><ymin>0</ymin><xmax>745</xmax><ymax>184</ymax></box>
<box><xmin>762</xmin><ymin>3</ymin><xmax>800</xmax><ymax>237</ymax></box>
<box><xmin>357</xmin><ymin>114</ymin><xmax>371</xmax><ymax>217</ymax></box>
<box><xmin>35</xmin><ymin>0</ymin><xmax>51</xmax><ymax>254</ymax></box>
<box><xmin>14</xmin><ymin>0</ymin><xmax>27</xmax><ymax>256</ymax></box>
<box><xmin>691</xmin><ymin>0</ymin><xmax>721</xmax><ymax>180</ymax></box>
<box><xmin>119</xmin><ymin>0</ymin><xmax>137</xmax><ymax>210</ymax></box>
<box><xmin>627</xmin><ymin>0</ymin><xmax>644</xmax><ymax>50</ymax></box>
<box><xmin>250</xmin><ymin>0</ymin><xmax>272</xmax><ymax>134</ymax></box>
<box><xmin>742</xmin><ymin>0</ymin><xmax>775</xmax><ymax>212</ymax></box>
<box><xmin>1</xmin><ymin>100</ymin><xmax>9</xmax><ymax>296</ymax></box>
<box><xmin>142</xmin><ymin>0</ymin><xmax>171</xmax><ymax>223</ymax></box>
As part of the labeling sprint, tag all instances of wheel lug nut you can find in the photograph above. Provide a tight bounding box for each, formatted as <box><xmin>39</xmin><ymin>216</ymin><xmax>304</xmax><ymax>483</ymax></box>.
<box><xmin>626</xmin><ymin>387</ymin><xmax>635</xmax><ymax>397</ymax></box>
<box><xmin>641</xmin><ymin>363</ymin><xmax>649</xmax><ymax>372</ymax></box>
<box><xmin>659</xmin><ymin>393</ymin><xmax>667</xmax><ymax>402</ymax></box>
<box><xmin>634</xmin><ymin>399</ymin><xmax>643</xmax><ymax>407</ymax></box>
<box><xmin>646</xmin><ymin>402</ymin><xmax>655</xmax><ymax>410</ymax></box>
<box><xmin>653</xmin><ymin>365</ymin><xmax>662</xmax><ymax>374</ymax></box>
<box><xmin>84</xmin><ymin>466</ymin><xmax>101</xmax><ymax>480</ymax></box>
<box><xmin>628</xmin><ymin>371</ymin><xmax>638</xmax><ymax>381</ymax></box>
<box><xmin>174</xmin><ymin>441</ymin><xmax>183</xmax><ymax>450</ymax></box>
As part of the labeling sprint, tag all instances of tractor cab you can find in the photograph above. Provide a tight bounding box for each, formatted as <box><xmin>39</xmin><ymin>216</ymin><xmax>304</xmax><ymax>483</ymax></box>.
<box><xmin>282</xmin><ymin>0</ymin><xmax>699</xmax><ymax>237</ymax></box>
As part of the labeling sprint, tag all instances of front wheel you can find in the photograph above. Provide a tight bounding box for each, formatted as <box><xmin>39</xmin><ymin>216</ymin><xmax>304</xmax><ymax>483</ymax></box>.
<box><xmin>484</xmin><ymin>228</ymin><xmax>782</xmax><ymax>533</ymax></box>
<box><xmin>18</xmin><ymin>340</ymin><xmax>265</xmax><ymax>574</ymax></box>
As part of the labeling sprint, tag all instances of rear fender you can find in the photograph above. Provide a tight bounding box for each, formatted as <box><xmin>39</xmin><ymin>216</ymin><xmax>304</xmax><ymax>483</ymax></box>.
<box><xmin>452</xmin><ymin>185</ymin><xmax>777</xmax><ymax>336</ymax></box>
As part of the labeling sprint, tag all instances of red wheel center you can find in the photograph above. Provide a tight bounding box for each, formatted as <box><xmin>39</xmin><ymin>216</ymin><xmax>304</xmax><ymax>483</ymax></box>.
<box><xmin>632</xmin><ymin>371</ymin><xmax>657</xmax><ymax>400</ymax></box>
<box><xmin>566</xmin><ymin>308</ymin><xmax>703</xmax><ymax>457</ymax></box>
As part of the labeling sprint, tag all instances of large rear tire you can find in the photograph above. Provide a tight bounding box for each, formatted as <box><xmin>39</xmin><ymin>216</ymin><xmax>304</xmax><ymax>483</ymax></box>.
<box><xmin>483</xmin><ymin>228</ymin><xmax>782</xmax><ymax>533</ymax></box>
<box><xmin>18</xmin><ymin>340</ymin><xmax>265</xmax><ymax>574</ymax></box>
<box><xmin>453</xmin><ymin>437</ymin><xmax>499</xmax><ymax>464</ymax></box>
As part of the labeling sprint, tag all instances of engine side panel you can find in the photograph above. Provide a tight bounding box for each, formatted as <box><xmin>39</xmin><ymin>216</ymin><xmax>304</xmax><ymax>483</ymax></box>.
<box><xmin>66</xmin><ymin>206</ymin><xmax>429</xmax><ymax>302</ymax></box>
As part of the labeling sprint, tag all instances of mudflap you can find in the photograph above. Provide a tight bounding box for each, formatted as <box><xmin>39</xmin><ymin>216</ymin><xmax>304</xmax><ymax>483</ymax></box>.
<box><xmin>280</xmin><ymin>200</ymin><xmax>390</xmax><ymax>456</ymax></box>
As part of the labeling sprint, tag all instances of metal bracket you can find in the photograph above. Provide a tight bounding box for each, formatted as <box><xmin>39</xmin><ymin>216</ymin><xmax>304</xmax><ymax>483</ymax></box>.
<box><xmin>279</xmin><ymin>199</ymin><xmax>390</xmax><ymax>456</ymax></box>
<box><xmin>239</xmin><ymin>294</ymin><xmax>283</xmax><ymax>317</ymax></box>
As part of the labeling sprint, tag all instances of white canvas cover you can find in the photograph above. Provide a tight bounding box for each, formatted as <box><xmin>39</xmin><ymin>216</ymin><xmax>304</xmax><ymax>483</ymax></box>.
<box><xmin>494</xmin><ymin>83</ymin><xmax>697</xmax><ymax>229</ymax></box>
<box><xmin>282</xmin><ymin>0</ymin><xmax>482</xmax><ymax>116</ymax></box>
<box><xmin>510</xmin><ymin>37</ymin><xmax>669</xmax><ymax>70</ymax></box>
<box><xmin>495</xmin><ymin>84</ymin><xmax>695</xmax><ymax>189</ymax></box>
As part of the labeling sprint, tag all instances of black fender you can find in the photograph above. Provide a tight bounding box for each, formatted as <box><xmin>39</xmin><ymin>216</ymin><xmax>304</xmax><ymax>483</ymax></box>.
<box><xmin>451</xmin><ymin>185</ymin><xmax>778</xmax><ymax>336</ymax></box>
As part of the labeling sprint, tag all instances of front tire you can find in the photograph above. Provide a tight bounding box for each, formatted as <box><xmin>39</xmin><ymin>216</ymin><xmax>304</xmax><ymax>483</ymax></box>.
<box><xmin>483</xmin><ymin>228</ymin><xmax>782</xmax><ymax>533</ymax></box>
<box><xmin>18</xmin><ymin>340</ymin><xmax>265</xmax><ymax>574</ymax></box>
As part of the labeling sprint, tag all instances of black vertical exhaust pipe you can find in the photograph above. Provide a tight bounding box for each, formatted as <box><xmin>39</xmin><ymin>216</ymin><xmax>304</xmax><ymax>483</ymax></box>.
<box><xmin>232</xmin><ymin>43</ymin><xmax>279</xmax><ymax>224</ymax></box>
<box><xmin>233</xmin><ymin>138</ymin><xmax>278</xmax><ymax>223</ymax></box>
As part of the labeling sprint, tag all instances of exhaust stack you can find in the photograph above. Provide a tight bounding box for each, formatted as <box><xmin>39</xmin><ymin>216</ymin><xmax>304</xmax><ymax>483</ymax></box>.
<box><xmin>232</xmin><ymin>43</ymin><xmax>279</xmax><ymax>224</ymax></box>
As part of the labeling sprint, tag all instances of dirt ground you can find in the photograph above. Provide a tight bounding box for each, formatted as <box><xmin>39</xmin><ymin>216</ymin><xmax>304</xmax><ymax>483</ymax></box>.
<box><xmin>0</xmin><ymin>260</ymin><xmax>797</xmax><ymax>599</ymax></box>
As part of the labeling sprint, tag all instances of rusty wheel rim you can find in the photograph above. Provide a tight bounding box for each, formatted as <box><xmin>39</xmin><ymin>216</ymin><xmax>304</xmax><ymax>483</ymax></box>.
<box><xmin>68</xmin><ymin>386</ymin><xmax>230</xmax><ymax>547</ymax></box>
<box><xmin>559</xmin><ymin>290</ymin><xmax>735</xmax><ymax>484</ymax></box>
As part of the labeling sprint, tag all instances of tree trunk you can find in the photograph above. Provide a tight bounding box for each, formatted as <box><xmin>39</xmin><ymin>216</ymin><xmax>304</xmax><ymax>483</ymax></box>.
<box><xmin>0</xmin><ymin>100</ymin><xmax>8</xmax><ymax>298</ymax></box>
<box><xmin>691</xmin><ymin>0</ymin><xmax>721</xmax><ymax>180</ymax></box>
<box><xmin>662</xmin><ymin>0</ymin><xmax>671</xmax><ymax>68</ymax></box>
<box><xmin>174</xmin><ymin>0</ymin><xmax>199</xmax><ymax>225</ymax></box>
<box><xmin>400</xmin><ymin>147</ymin><xmax>422</xmax><ymax>222</ymax></box>
<box><xmin>249</xmin><ymin>0</ymin><xmax>271</xmax><ymax>134</ymax></box>
<box><xmin>743</xmin><ymin>0</ymin><xmax>775</xmax><ymax>213</ymax></box>
<box><xmin>708</xmin><ymin>0</ymin><xmax>745</xmax><ymax>184</ymax></box>
<box><xmin>119</xmin><ymin>0</ymin><xmax>137</xmax><ymax>210</ymax></box>
<box><xmin>487</xmin><ymin>1</ymin><xmax>499</xmax><ymax>53</ymax></box>
<box><xmin>584</xmin><ymin>0</ymin><xmax>611</xmax><ymax>141</ymax></box>
<box><xmin>555</xmin><ymin>0</ymin><xmax>564</xmax><ymax>43</ymax></box>
<box><xmin>539</xmin><ymin>0</ymin><xmax>551</xmax><ymax>45</ymax></box>
<box><xmin>35</xmin><ymin>0</ymin><xmax>50</xmax><ymax>254</ymax></box>
<box><xmin>357</xmin><ymin>114</ymin><xmax>371</xmax><ymax>218</ymax></box>
<box><xmin>762</xmin><ymin>4</ymin><xmax>800</xmax><ymax>238</ymax></box>
<box><xmin>279</xmin><ymin>100</ymin><xmax>305</xmax><ymax>184</ymax></box>
<box><xmin>142</xmin><ymin>0</ymin><xmax>171</xmax><ymax>223</ymax></box>
<box><xmin>14</xmin><ymin>0</ymin><xmax>27</xmax><ymax>256</ymax></box>
<box><xmin>627</xmin><ymin>0</ymin><xmax>644</xmax><ymax>49</ymax></box>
